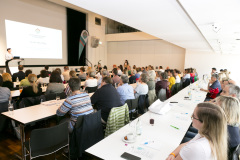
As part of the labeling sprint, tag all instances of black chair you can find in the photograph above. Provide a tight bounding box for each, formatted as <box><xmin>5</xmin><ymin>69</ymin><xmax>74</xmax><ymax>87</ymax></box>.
<box><xmin>0</xmin><ymin>101</ymin><xmax>9</xmax><ymax>132</ymax></box>
<box><xmin>138</xmin><ymin>94</ymin><xmax>149</xmax><ymax>114</ymax></box>
<box><xmin>182</xmin><ymin>78</ymin><xmax>191</xmax><ymax>88</ymax></box>
<box><xmin>24</xmin><ymin>121</ymin><xmax>69</xmax><ymax>159</ymax></box>
<box><xmin>229</xmin><ymin>144</ymin><xmax>240</xmax><ymax>160</ymax></box>
<box><xmin>44</xmin><ymin>92</ymin><xmax>67</xmax><ymax>101</ymax></box>
<box><xmin>170</xmin><ymin>84</ymin><xmax>176</xmax><ymax>96</ymax></box>
<box><xmin>70</xmin><ymin>111</ymin><xmax>103</xmax><ymax>159</ymax></box>
<box><xmin>19</xmin><ymin>95</ymin><xmax>45</xmax><ymax>108</ymax></box>
<box><xmin>125</xmin><ymin>98</ymin><xmax>139</xmax><ymax>120</ymax></box>
<box><xmin>85</xmin><ymin>86</ymin><xmax>97</xmax><ymax>93</ymax></box>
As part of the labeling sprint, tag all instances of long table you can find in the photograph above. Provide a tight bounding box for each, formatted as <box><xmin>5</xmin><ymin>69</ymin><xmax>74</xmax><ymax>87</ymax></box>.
<box><xmin>11</xmin><ymin>82</ymin><xmax>85</xmax><ymax>98</ymax></box>
<box><xmin>1</xmin><ymin>92</ymin><xmax>94</xmax><ymax>160</ymax></box>
<box><xmin>86</xmin><ymin>81</ymin><xmax>207</xmax><ymax>160</ymax></box>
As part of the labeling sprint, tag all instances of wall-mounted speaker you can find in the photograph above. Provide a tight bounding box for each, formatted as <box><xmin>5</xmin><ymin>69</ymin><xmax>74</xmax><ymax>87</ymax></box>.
<box><xmin>91</xmin><ymin>36</ymin><xmax>100</xmax><ymax>48</ymax></box>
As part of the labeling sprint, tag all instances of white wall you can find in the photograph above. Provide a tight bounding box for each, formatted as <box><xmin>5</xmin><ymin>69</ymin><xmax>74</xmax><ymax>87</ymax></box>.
<box><xmin>185</xmin><ymin>50</ymin><xmax>240</xmax><ymax>85</ymax></box>
<box><xmin>87</xmin><ymin>13</ymin><xmax>107</xmax><ymax>67</ymax></box>
<box><xmin>107</xmin><ymin>40</ymin><xmax>185</xmax><ymax>70</ymax></box>
<box><xmin>48</xmin><ymin>0</ymin><xmax>108</xmax><ymax>68</ymax></box>
<box><xmin>0</xmin><ymin>0</ymin><xmax>67</xmax><ymax>66</ymax></box>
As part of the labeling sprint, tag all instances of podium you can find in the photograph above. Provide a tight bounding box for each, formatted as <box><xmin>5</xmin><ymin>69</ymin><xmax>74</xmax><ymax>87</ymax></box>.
<box><xmin>6</xmin><ymin>58</ymin><xmax>24</xmax><ymax>75</ymax></box>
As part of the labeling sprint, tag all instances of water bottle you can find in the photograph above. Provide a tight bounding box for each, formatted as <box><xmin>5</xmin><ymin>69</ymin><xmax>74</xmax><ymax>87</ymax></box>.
<box><xmin>8</xmin><ymin>100</ymin><xmax>14</xmax><ymax>115</ymax></box>
<box><xmin>16</xmin><ymin>77</ymin><xmax>19</xmax><ymax>83</ymax></box>
<box><xmin>188</xmin><ymin>88</ymin><xmax>192</xmax><ymax>100</ymax></box>
<box><xmin>136</xmin><ymin>118</ymin><xmax>142</xmax><ymax>135</ymax></box>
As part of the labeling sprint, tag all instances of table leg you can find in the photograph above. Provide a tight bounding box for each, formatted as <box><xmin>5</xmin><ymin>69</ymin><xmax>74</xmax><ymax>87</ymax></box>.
<box><xmin>20</xmin><ymin>124</ymin><xmax>26</xmax><ymax>160</ymax></box>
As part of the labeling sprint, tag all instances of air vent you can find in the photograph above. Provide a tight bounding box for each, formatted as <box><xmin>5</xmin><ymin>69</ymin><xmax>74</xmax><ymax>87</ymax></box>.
<box><xmin>95</xmin><ymin>17</ymin><xmax>101</xmax><ymax>26</ymax></box>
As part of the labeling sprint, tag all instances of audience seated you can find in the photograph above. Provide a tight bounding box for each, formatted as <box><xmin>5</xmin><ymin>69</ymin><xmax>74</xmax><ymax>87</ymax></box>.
<box><xmin>211</xmin><ymin>67</ymin><xmax>217</xmax><ymax>76</ymax></box>
<box><xmin>135</xmin><ymin>68</ymin><xmax>141</xmax><ymax>81</ymax></box>
<box><xmin>155</xmin><ymin>72</ymin><xmax>169</xmax><ymax>96</ymax></box>
<box><xmin>91</xmin><ymin>77</ymin><xmax>122</xmax><ymax>123</ymax></box>
<box><xmin>45</xmin><ymin>71</ymin><xmax>64</xmax><ymax>94</ymax></box>
<box><xmin>62</xmin><ymin>66</ymin><xmax>70</xmax><ymax>82</ymax></box>
<box><xmin>147</xmin><ymin>70</ymin><xmax>157</xmax><ymax>105</ymax></box>
<box><xmin>215</xmin><ymin>96</ymin><xmax>240</xmax><ymax>156</ymax></box>
<box><xmin>2</xmin><ymin>73</ymin><xmax>13</xmax><ymax>89</ymax></box>
<box><xmin>155</xmin><ymin>71</ymin><xmax>161</xmax><ymax>83</ymax></box>
<box><xmin>57</xmin><ymin>78</ymin><xmax>94</xmax><ymax>133</ymax></box>
<box><xmin>174</xmin><ymin>69</ymin><xmax>181</xmax><ymax>84</ymax></box>
<box><xmin>166</xmin><ymin>103</ymin><xmax>227</xmax><ymax>160</ymax></box>
<box><xmin>167</xmin><ymin>69</ymin><xmax>176</xmax><ymax>90</ymax></box>
<box><xmin>141</xmin><ymin>67</ymin><xmax>145</xmax><ymax>74</ymax></box>
<box><xmin>20</xmin><ymin>74</ymin><xmax>42</xmax><ymax>98</ymax></box>
<box><xmin>112</xmin><ymin>68</ymin><xmax>121</xmax><ymax>86</ymax></box>
<box><xmin>85</xmin><ymin>71</ymin><xmax>97</xmax><ymax>88</ymax></box>
<box><xmin>36</xmin><ymin>70</ymin><xmax>49</xmax><ymax>85</ymax></box>
<box><xmin>129</xmin><ymin>70</ymin><xmax>137</xmax><ymax>84</ymax></box>
<box><xmin>182</xmin><ymin>68</ymin><xmax>190</xmax><ymax>82</ymax></box>
<box><xmin>117</xmin><ymin>74</ymin><xmax>135</xmax><ymax>105</ymax></box>
<box><xmin>127</xmin><ymin>66</ymin><xmax>132</xmax><ymax>76</ymax></box>
<box><xmin>117</xmin><ymin>66</ymin><xmax>123</xmax><ymax>76</ymax></box>
<box><xmin>65</xmin><ymin>71</ymin><xmax>78</xmax><ymax>97</ymax></box>
<box><xmin>12</xmin><ymin>65</ymin><xmax>25</xmax><ymax>82</ymax></box>
<box><xmin>134</xmin><ymin>73</ymin><xmax>149</xmax><ymax>98</ymax></box>
<box><xmin>0</xmin><ymin>77</ymin><xmax>11</xmax><ymax>103</ymax></box>
<box><xmin>78</xmin><ymin>67</ymin><xmax>87</xmax><ymax>80</ymax></box>
<box><xmin>97</xmin><ymin>69</ymin><xmax>108</xmax><ymax>88</ymax></box>
<box><xmin>200</xmin><ymin>74</ymin><xmax>221</xmax><ymax>100</ymax></box>
<box><xmin>20</xmin><ymin>70</ymin><xmax>32</xmax><ymax>87</ymax></box>
<box><xmin>55</xmin><ymin>68</ymin><xmax>64</xmax><ymax>82</ymax></box>
<box><xmin>159</xmin><ymin>66</ymin><xmax>164</xmax><ymax>72</ymax></box>
<box><xmin>44</xmin><ymin>65</ymin><xmax>51</xmax><ymax>75</ymax></box>
<box><xmin>221</xmin><ymin>84</ymin><xmax>240</xmax><ymax>100</ymax></box>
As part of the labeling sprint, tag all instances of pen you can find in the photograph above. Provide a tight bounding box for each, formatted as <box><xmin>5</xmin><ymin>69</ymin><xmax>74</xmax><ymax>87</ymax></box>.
<box><xmin>170</xmin><ymin>102</ymin><xmax>178</xmax><ymax>103</ymax></box>
<box><xmin>144</xmin><ymin>141</ymin><xmax>154</xmax><ymax>145</ymax></box>
<box><xmin>170</xmin><ymin>125</ymin><xmax>179</xmax><ymax>130</ymax></box>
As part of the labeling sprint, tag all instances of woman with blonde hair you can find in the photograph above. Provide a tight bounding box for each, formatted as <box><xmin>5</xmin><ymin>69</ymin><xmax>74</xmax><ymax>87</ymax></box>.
<box><xmin>215</xmin><ymin>96</ymin><xmax>240</xmax><ymax>159</ymax></box>
<box><xmin>20</xmin><ymin>74</ymin><xmax>42</xmax><ymax>98</ymax></box>
<box><xmin>166</xmin><ymin>102</ymin><xmax>228</xmax><ymax>160</ymax></box>
<box><xmin>2</xmin><ymin>73</ymin><xmax>13</xmax><ymax>89</ymax></box>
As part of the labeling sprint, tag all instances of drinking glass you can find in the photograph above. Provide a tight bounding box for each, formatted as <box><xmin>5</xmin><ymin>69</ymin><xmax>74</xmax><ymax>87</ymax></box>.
<box><xmin>56</xmin><ymin>96</ymin><xmax>60</xmax><ymax>101</ymax></box>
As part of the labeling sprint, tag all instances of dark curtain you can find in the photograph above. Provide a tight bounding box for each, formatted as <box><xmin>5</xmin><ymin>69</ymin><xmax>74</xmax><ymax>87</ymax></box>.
<box><xmin>67</xmin><ymin>8</ymin><xmax>86</xmax><ymax>66</ymax></box>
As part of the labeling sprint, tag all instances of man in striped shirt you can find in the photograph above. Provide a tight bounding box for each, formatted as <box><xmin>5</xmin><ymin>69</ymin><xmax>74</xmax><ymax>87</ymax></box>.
<box><xmin>57</xmin><ymin>78</ymin><xmax>94</xmax><ymax>132</ymax></box>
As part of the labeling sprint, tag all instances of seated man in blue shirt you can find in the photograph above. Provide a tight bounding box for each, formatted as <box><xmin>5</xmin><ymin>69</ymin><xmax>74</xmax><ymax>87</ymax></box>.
<box><xmin>117</xmin><ymin>74</ymin><xmax>135</xmax><ymax>105</ymax></box>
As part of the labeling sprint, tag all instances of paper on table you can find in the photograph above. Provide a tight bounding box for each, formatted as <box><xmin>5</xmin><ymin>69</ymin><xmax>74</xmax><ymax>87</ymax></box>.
<box><xmin>148</xmin><ymin>99</ymin><xmax>172</xmax><ymax>115</ymax></box>
<box><xmin>142</xmin><ymin>140</ymin><xmax>162</xmax><ymax>151</ymax></box>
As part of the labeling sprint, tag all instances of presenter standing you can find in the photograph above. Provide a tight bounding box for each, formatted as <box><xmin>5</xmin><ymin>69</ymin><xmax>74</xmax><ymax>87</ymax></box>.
<box><xmin>5</xmin><ymin>48</ymin><xmax>13</xmax><ymax>74</ymax></box>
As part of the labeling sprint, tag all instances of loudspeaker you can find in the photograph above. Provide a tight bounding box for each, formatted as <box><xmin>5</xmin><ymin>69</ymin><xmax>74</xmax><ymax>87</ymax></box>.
<box><xmin>91</xmin><ymin>36</ymin><xmax>100</xmax><ymax>48</ymax></box>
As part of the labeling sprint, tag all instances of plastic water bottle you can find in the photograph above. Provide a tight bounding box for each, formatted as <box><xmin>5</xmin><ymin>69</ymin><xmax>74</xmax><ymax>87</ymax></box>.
<box><xmin>188</xmin><ymin>88</ymin><xmax>192</xmax><ymax>100</ymax></box>
<box><xmin>16</xmin><ymin>77</ymin><xmax>19</xmax><ymax>83</ymax></box>
<box><xmin>8</xmin><ymin>101</ymin><xmax>14</xmax><ymax>115</ymax></box>
<box><xmin>136</xmin><ymin>118</ymin><xmax>142</xmax><ymax>135</ymax></box>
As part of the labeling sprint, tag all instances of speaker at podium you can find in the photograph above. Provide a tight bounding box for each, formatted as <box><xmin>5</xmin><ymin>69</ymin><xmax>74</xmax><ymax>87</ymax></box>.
<box><xmin>6</xmin><ymin>58</ymin><xmax>24</xmax><ymax>75</ymax></box>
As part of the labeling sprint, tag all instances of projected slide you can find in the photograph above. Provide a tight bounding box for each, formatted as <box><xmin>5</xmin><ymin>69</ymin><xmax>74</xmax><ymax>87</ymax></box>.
<box><xmin>5</xmin><ymin>20</ymin><xmax>62</xmax><ymax>59</ymax></box>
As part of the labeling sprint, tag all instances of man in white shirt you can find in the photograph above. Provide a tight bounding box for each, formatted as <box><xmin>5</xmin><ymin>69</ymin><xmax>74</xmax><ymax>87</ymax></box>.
<box><xmin>5</xmin><ymin>48</ymin><xmax>13</xmax><ymax>61</ymax></box>
<box><xmin>5</xmin><ymin>48</ymin><xmax>13</xmax><ymax>74</ymax></box>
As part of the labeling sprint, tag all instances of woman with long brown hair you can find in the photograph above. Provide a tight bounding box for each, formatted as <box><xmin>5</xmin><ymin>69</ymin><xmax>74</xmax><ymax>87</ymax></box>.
<box><xmin>166</xmin><ymin>102</ymin><xmax>228</xmax><ymax>160</ymax></box>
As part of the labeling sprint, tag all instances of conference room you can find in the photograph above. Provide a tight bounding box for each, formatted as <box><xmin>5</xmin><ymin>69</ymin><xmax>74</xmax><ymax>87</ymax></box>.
<box><xmin>1</xmin><ymin>0</ymin><xmax>240</xmax><ymax>160</ymax></box>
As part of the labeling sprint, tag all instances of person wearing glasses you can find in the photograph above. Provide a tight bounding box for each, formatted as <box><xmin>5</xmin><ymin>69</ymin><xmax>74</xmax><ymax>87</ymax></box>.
<box><xmin>166</xmin><ymin>103</ymin><xmax>227</xmax><ymax>160</ymax></box>
<box><xmin>215</xmin><ymin>96</ymin><xmax>240</xmax><ymax>159</ymax></box>
<box><xmin>221</xmin><ymin>84</ymin><xmax>240</xmax><ymax>101</ymax></box>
